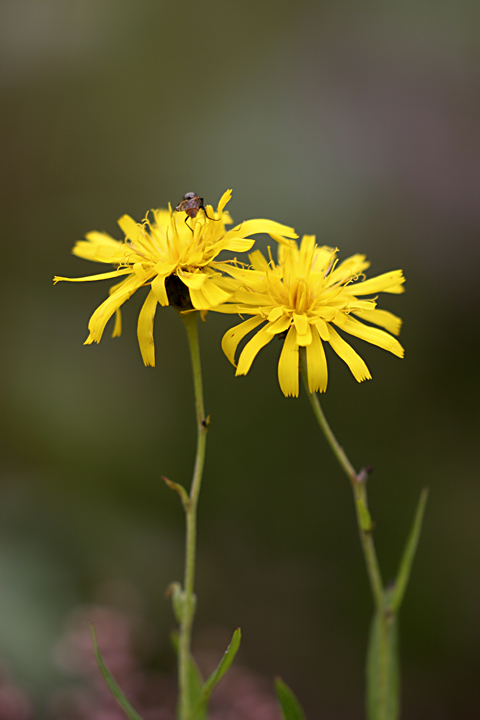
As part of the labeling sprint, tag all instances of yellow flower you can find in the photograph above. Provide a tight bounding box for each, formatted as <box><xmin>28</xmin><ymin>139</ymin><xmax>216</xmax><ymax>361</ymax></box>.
<box><xmin>54</xmin><ymin>190</ymin><xmax>297</xmax><ymax>366</ymax></box>
<box><xmin>215</xmin><ymin>235</ymin><xmax>405</xmax><ymax>397</ymax></box>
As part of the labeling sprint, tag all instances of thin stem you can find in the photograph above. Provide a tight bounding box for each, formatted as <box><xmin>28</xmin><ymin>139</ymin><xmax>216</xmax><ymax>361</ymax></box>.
<box><xmin>299</xmin><ymin>351</ymin><xmax>384</xmax><ymax>612</ymax></box>
<box><xmin>178</xmin><ymin>311</ymin><xmax>208</xmax><ymax>720</ymax></box>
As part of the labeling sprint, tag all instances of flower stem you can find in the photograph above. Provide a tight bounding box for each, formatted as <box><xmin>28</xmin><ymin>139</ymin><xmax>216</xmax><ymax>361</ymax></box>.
<box><xmin>299</xmin><ymin>351</ymin><xmax>398</xmax><ymax>720</ymax></box>
<box><xmin>299</xmin><ymin>354</ymin><xmax>383</xmax><ymax>610</ymax></box>
<box><xmin>178</xmin><ymin>311</ymin><xmax>208</xmax><ymax>720</ymax></box>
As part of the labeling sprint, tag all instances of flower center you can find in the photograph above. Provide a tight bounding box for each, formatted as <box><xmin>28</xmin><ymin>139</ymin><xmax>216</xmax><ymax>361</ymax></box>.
<box><xmin>293</xmin><ymin>279</ymin><xmax>310</xmax><ymax>314</ymax></box>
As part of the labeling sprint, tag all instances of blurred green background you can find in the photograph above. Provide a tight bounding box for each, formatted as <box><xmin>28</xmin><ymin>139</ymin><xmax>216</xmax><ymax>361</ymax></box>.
<box><xmin>1</xmin><ymin>0</ymin><xmax>479</xmax><ymax>717</ymax></box>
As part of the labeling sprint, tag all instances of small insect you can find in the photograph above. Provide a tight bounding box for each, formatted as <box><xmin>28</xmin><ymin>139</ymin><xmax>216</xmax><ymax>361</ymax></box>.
<box><xmin>175</xmin><ymin>192</ymin><xmax>205</xmax><ymax>218</ymax></box>
<box><xmin>175</xmin><ymin>192</ymin><xmax>220</xmax><ymax>230</ymax></box>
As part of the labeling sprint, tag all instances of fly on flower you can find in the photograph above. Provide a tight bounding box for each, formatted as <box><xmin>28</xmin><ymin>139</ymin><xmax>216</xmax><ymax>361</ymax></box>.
<box><xmin>175</xmin><ymin>192</ymin><xmax>219</xmax><ymax>230</ymax></box>
<box><xmin>54</xmin><ymin>190</ymin><xmax>297</xmax><ymax>367</ymax></box>
<box><xmin>214</xmin><ymin>236</ymin><xmax>405</xmax><ymax>397</ymax></box>
<box><xmin>176</xmin><ymin>192</ymin><xmax>205</xmax><ymax>218</ymax></box>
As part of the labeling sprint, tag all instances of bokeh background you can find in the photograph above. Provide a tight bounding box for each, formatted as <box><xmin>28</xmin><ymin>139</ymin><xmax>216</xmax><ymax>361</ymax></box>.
<box><xmin>1</xmin><ymin>0</ymin><xmax>479</xmax><ymax>718</ymax></box>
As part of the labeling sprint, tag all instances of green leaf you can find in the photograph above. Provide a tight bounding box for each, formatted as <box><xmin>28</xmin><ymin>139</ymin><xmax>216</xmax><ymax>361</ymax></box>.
<box><xmin>89</xmin><ymin>623</ymin><xmax>145</xmax><ymax>720</ymax></box>
<box><xmin>190</xmin><ymin>628</ymin><xmax>241</xmax><ymax>720</ymax></box>
<box><xmin>170</xmin><ymin>632</ymin><xmax>206</xmax><ymax>720</ymax></box>
<box><xmin>201</xmin><ymin>628</ymin><xmax>241</xmax><ymax>699</ymax></box>
<box><xmin>356</xmin><ymin>496</ymin><xmax>373</xmax><ymax>532</ymax></box>
<box><xmin>166</xmin><ymin>582</ymin><xmax>185</xmax><ymax>624</ymax></box>
<box><xmin>366</xmin><ymin>611</ymin><xmax>399</xmax><ymax>720</ymax></box>
<box><xmin>187</xmin><ymin>655</ymin><xmax>206</xmax><ymax>720</ymax></box>
<box><xmin>275</xmin><ymin>677</ymin><xmax>307</xmax><ymax>720</ymax></box>
<box><xmin>391</xmin><ymin>487</ymin><xmax>429</xmax><ymax>613</ymax></box>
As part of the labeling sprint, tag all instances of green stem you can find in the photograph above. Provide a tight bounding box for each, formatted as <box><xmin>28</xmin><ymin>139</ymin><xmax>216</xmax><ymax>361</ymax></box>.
<box><xmin>299</xmin><ymin>353</ymin><xmax>383</xmax><ymax>611</ymax></box>
<box><xmin>178</xmin><ymin>311</ymin><xmax>208</xmax><ymax>720</ymax></box>
<box><xmin>299</xmin><ymin>352</ymin><xmax>402</xmax><ymax>719</ymax></box>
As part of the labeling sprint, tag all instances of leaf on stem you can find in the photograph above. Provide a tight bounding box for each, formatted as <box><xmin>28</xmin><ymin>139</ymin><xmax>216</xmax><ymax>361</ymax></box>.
<box><xmin>89</xmin><ymin>623</ymin><xmax>145</xmax><ymax>720</ymax></box>
<box><xmin>190</xmin><ymin>628</ymin><xmax>242</xmax><ymax>720</ymax></box>
<box><xmin>366</xmin><ymin>611</ymin><xmax>399</xmax><ymax>720</ymax></box>
<box><xmin>162</xmin><ymin>476</ymin><xmax>190</xmax><ymax>509</ymax></box>
<box><xmin>187</xmin><ymin>655</ymin><xmax>206</xmax><ymax>720</ymax></box>
<box><xmin>166</xmin><ymin>582</ymin><xmax>186</xmax><ymax>625</ymax></box>
<box><xmin>275</xmin><ymin>677</ymin><xmax>308</xmax><ymax>720</ymax></box>
<box><xmin>391</xmin><ymin>487</ymin><xmax>429</xmax><ymax>613</ymax></box>
<box><xmin>170</xmin><ymin>632</ymin><xmax>206</xmax><ymax>720</ymax></box>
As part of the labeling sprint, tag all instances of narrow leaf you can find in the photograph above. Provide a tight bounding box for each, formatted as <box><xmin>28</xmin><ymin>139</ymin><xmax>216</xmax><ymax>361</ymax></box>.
<box><xmin>366</xmin><ymin>611</ymin><xmax>399</xmax><ymax>720</ymax></box>
<box><xmin>201</xmin><ymin>628</ymin><xmax>241</xmax><ymax>698</ymax></box>
<box><xmin>190</xmin><ymin>628</ymin><xmax>241</xmax><ymax>720</ymax></box>
<box><xmin>356</xmin><ymin>496</ymin><xmax>373</xmax><ymax>532</ymax></box>
<box><xmin>391</xmin><ymin>487</ymin><xmax>429</xmax><ymax>613</ymax></box>
<box><xmin>162</xmin><ymin>476</ymin><xmax>189</xmax><ymax>509</ymax></box>
<box><xmin>89</xmin><ymin>624</ymin><xmax>145</xmax><ymax>720</ymax></box>
<box><xmin>275</xmin><ymin>677</ymin><xmax>307</xmax><ymax>720</ymax></box>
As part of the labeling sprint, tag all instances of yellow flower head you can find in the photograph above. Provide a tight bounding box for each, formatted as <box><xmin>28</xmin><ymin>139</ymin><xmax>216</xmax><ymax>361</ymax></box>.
<box><xmin>54</xmin><ymin>190</ymin><xmax>297</xmax><ymax>366</ymax></box>
<box><xmin>216</xmin><ymin>235</ymin><xmax>405</xmax><ymax>397</ymax></box>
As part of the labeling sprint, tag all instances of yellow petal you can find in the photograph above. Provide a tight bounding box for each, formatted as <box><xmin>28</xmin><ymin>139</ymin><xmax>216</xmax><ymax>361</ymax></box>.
<box><xmin>298</xmin><ymin>235</ymin><xmax>316</xmax><ymax>276</ymax></box>
<box><xmin>231</xmin><ymin>219</ymin><xmax>297</xmax><ymax>240</ymax></box>
<box><xmin>53</xmin><ymin>268</ymin><xmax>131</xmax><ymax>284</ymax></box>
<box><xmin>212</xmin><ymin>262</ymin><xmax>261</xmax><ymax>283</ymax></box>
<box><xmin>237</xmin><ymin>324</ymin><xmax>274</xmax><ymax>375</ymax></box>
<box><xmin>117</xmin><ymin>214</ymin><xmax>145</xmax><ymax>244</ymax></box>
<box><xmin>249</xmin><ymin>250</ymin><xmax>270</xmax><ymax>272</ymax></box>
<box><xmin>334</xmin><ymin>315</ymin><xmax>404</xmax><ymax>358</ymax></box>
<box><xmin>277</xmin><ymin>326</ymin><xmax>299</xmax><ymax>397</ymax></box>
<box><xmin>85</xmin><ymin>275</ymin><xmax>143</xmax><ymax>344</ymax></box>
<box><xmin>178</xmin><ymin>270</ymin><xmax>207</xmax><ymax>289</ymax></box>
<box><xmin>109</xmin><ymin>279</ymin><xmax>127</xmax><ymax>338</ymax></box>
<box><xmin>152</xmin><ymin>274</ymin><xmax>169</xmax><ymax>306</ymax></box>
<box><xmin>217</xmin><ymin>189</ymin><xmax>233</xmax><ymax>216</ymax></box>
<box><xmin>353</xmin><ymin>308</ymin><xmax>402</xmax><ymax>336</ymax></box>
<box><xmin>222</xmin><ymin>316</ymin><xmax>264</xmax><ymax>365</ymax></box>
<box><xmin>190</xmin><ymin>278</ymin><xmax>232</xmax><ymax>309</ymax></box>
<box><xmin>315</xmin><ymin>318</ymin><xmax>330</xmax><ymax>341</ymax></box>
<box><xmin>307</xmin><ymin>327</ymin><xmax>328</xmax><ymax>393</ymax></box>
<box><xmin>211</xmin><ymin>303</ymin><xmax>263</xmax><ymax>315</ymax></box>
<box><xmin>266</xmin><ymin>315</ymin><xmax>291</xmax><ymax>335</ymax></box>
<box><xmin>132</xmin><ymin>262</ymin><xmax>150</xmax><ymax>278</ymax></box>
<box><xmin>154</xmin><ymin>261</ymin><xmax>177</xmax><ymax>276</ymax></box>
<box><xmin>346</xmin><ymin>270</ymin><xmax>405</xmax><ymax>296</ymax></box>
<box><xmin>311</xmin><ymin>245</ymin><xmax>336</xmax><ymax>274</ymax></box>
<box><xmin>295</xmin><ymin>323</ymin><xmax>312</xmax><ymax>346</ymax></box>
<box><xmin>137</xmin><ymin>289</ymin><xmax>158</xmax><ymax>367</ymax></box>
<box><xmin>112</xmin><ymin>310</ymin><xmax>122</xmax><ymax>337</ymax></box>
<box><xmin>73</xmin><ymin>232</ymin><xmax>125</xmax><ymax>263</ymax></box>
<box><xmin>329</xmin><ymin>253</ymin><xmax>369</xmax><ymax>282</ymax></box>
<box><xmin>230</xmin><ymin>289</ymin><xmax>269</xmax><ymax>307</ymax></box>
<box><xmin>222</xmin><ymin>237</ymin><xmax>256</xmax><ymax>252</ymax></box>
<box><xmin>267</xmin><ymin>306</ymin><xmax>284</xmax><ymax>323</ymax></box>
<box><xmin>293</xmin><ymin>313</ymin><xmax>309</xmax><ymax>336</ymax></box>
<box><xmin>326</xmin><ymin>326</ymin><xmax>372</xmax><ymax>383</ymax></box>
